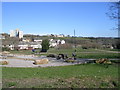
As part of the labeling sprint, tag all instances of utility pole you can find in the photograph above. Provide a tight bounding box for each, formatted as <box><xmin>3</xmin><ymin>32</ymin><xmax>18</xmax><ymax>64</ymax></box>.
<box><xmin>74</xmin><ymin>29</ymin><xmax>76</xmax><ymax>52</ymax></box>
<box><xmin>72</xmin><ymin>29</ymin><xmax>77</xmax><ymax>60</ymax></box>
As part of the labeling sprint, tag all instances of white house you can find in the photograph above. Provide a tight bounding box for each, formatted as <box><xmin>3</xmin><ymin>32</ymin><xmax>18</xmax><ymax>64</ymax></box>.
<box><xmin>0</xmin><ymin>35</ymin><xmax>5</xmax><ymax>39</ymax></box>
<box><xmin>57</xmin><ymin>34</ymin><xmax>64</xmax><ymax>37</ymax></box>
<box><xmin>61</xmin><ymin>40</ymin><xmax>65</xmax><ymax>44</ymax></box>
<box><xmin>34</xmin><ymin>39</ymin><xmax>42</xmax><ymax>42</ymax></box>
<box><xmin>57</xmin><ymin>39</ymin><xmax>61</xmax><ymax>44</ymax></box>
<box><xmin>18</xmin><ymin>44</ymin><xmax>28</xmax><ymax>50</ymax></box>
<box><xmin>8</xmin><ymin>45</ymin><xmax>14</xmax><ymax>50</ymax></box>
<box><xmin>30</xmin><ymin>44</ymin><xmax>42</xmax><ymax>49</ymax></box>
<box><xmin>49</xmin><ymin>39</ymin><xmax>66</xmax><ymax>47</ymax></box>
<box><xmin>49</xmin><ymin>40</ymin><xmax>57</xmax><ymax>47</ymax></box>
<box><xmin>18</xmin><ymin>41</ymin><xmax>42</xmax><ymax>50</ymax></box>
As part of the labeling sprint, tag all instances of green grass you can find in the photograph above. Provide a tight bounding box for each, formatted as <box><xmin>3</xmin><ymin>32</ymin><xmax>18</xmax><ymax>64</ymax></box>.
<box><xmin>110</xmin><ymin>49</ymin><xmax>120</xmax><ymax>51</ymax></box>
<box><xmin>9</xmin><ymin>48</ymin><xmax>119</xmax><ymax>59</ymax></box>
<box><xmin>2</xmin><ymin>64</ymin><xmax>119</xmax><ymax>88</ymax></box>
<box><xmin>9</xmin><ymin>50</ymin><xmax>34</xmax><ymax>55</ymax></box>
<box><xmin>77</xmin><ymin>53</ymin><xmax>119</xmax><ymax>59</ymax></box>
<box><xmin>47</xmin><ymin>48</ymin><xmax>119</xmax><ymax>59</ymax></box>
<box><xmin>3</xmin><ymin>64</ymin><xmax>118</xmax><ymax>79</ymax></box>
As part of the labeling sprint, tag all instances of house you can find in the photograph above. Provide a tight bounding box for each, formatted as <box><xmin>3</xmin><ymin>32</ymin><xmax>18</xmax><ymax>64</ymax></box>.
<box><xmin>61</xmin><ymin>40</ymin><xmax>65</xmax><ymax>44</ymax></box>
<box><xmin>8</xmin><ymin>45</ymin><xmax>14</xmax><ymax>50</ymax></box>
<box><xmin>18</xmin><ymin>41</ymin><xmax>42</xmax><ymax>50</ymax></box>
<box><xmin>22</xmin><ymin>38</ymin><xmax>30</xmax><ymax>42</ymax></box>
<box><xmin>0</xmin><ymin>35</ymin><xmax>5</xmax><ymax>39</ymax></box>
<box><xmin>57</xmin><ymin>34</ymin><xmax>64</xmax><ymax>37</ymax></box>
<box><xmin>34</xmin><ymin>39</ymin><xmax>42</xmax><ymax>42</ymax></box>
<box><xmin>49</xmin><ymin>40</ymin><xmax>57</xmax><ymax>47</ymax></box>
<box><xmin>49</xmin><ymin>39</ymin><xmax>66</xmax><ymax>47</ymax></box>
<box><xmin>30</xmin><ymin>42</ymin><xmax>42</xmax><ymax>49</ymax></box>
<box><xmin>18</xmin><ymin>44</ymin><xmax>28</xmax><ymax>50</ymax></box>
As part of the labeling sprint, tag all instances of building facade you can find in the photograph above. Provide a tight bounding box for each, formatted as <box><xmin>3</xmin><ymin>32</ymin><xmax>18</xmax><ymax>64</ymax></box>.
<box><xmin>10</xmin><ymin>29</ymin><xmax>23</xmax><ymax>38</ymax></box>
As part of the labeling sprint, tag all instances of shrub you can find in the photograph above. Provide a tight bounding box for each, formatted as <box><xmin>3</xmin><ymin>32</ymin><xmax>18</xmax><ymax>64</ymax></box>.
<box><xmin>2</xmin><ymin>47</ymin><xmax>10</xmax><ymax>51</ymax></box>
<box><xmin>58</xmin><ymin>43</ymin><xmax>72</xmax><ymax>49</ymax></box>
<box><xmin>41</xmin><ymin>39</ymin><xmax>50</xmax><ymax>52</ymax></box>
<box><xmin>7</xmin><ymin>82</ymin><xmax>17</xmax><ymax>87</ymax></box>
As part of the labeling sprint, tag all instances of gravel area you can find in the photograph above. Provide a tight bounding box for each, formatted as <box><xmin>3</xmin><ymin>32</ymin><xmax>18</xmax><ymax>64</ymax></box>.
<box><xmin>0</xmin><ymin>54</ymin><xmax>83</xmax><ymax>67</ymax></box>
<box><xmin>1</xmin><ymin>58</ymin><xmax>82</xmax><ymax>67</ymax></box>
<box><xmin>1</xmin><ymin>54</ymin><xmax>119</xmax><ymax>68</ymax></box>
<box><xmin>0</xmin><ymin>59</ymin><xmax>38</xmax><ymax>67</ymax></box>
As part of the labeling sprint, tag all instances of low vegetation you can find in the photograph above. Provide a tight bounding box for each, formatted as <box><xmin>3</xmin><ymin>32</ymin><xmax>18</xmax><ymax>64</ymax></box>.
<box><xmin>8</xmin><ymin>48</ymin><xmax>119</xmax><ymax>59</ymax></box>
<box><xmin>2</xmin><ymin>63</ymin><xmax>119</xmax><ymax>88</ymax></box>
<box><xmin>47</xmin><ymin>48</ymin><xmax>119</xmax><ymax>59</ymax></box>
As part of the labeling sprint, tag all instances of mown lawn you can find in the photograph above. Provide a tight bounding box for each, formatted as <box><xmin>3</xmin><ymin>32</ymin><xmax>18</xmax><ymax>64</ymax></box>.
<box><xmin>2</xmin><ymin>63</ymin><xmax>119</xmax><ymax>88</ymax></box>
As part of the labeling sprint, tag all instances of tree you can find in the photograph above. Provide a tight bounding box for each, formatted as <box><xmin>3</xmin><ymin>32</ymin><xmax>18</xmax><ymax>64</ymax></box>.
<box><xmin>107</xmin><ymin>2</ymin><xmax>120</xmax><ymax>49</ymax></box>
<box><xmin>41</xmin><ymin>39</ymin><xmax>50</xmax><ymax>52</ymax></box>
<box><xmin>107</xmin><ymin>2</ymin><xmax>120</xmax><ymax>20</ymax></box>
<box><xmin>106</xmin><ymin>2</ymin><xmax>120</xmax><ymax>31</ymax></box>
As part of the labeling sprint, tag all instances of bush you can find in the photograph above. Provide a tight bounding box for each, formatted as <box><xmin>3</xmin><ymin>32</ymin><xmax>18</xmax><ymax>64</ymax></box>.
<box><xmin>81</xmin><ymin>42</ymin><xmax>101</xmax><ymax>49</ymax></box>
<box><xmin>116</xmin><ymin>40</ymin><xmax>120</xmax><ymax>49</ymax></box>
<box><xmin>47</xmin><ymin>54</ymin><xmax>56</xmax><ymax>58</ymax></box>
<box><xmin>82</xmin><ymin>46</ymin><xmax>88</xmax><ymax>49</ymax></box>
<box><xmin>58</xmin><ymin>43</ymin><xmax>72</xmax><ymax>49</ymax></box>
<box><xmin>2</xmin><ymin>47</ymin><xmax>10</xmax><ymax>51</ymax></box>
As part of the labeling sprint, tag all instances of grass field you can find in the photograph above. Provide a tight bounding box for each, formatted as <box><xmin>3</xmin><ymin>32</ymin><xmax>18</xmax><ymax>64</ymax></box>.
<box><xmin>47</xmin><ymin>48</ymin><xmax>119</xmax><ymax>59</ymax></box>
<box><xmin>4</xmin><ymin>48</ymin><xmax>119</xmax><ymax>88</ymax></box>
<box><xmin>2</xmin><ymin>63</ymin><xmax>119</xmax><ymax>88</ymax></box>
<box><xmin>9</xmin><ymin>48</ymin><xmax>120</xmax><ymax>59</ymax></box>
<box><xmin>9</xmin><ymin>50</ymin><xmax>33</xmax><ymax>55</ymax></box>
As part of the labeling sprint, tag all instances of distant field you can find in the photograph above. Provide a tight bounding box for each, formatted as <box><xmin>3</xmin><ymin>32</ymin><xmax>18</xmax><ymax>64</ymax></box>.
<box><xmin>47</xmin><ymin>48</ymin><xmax>119</xmax><ymax>59</ymax></box>
<box><xmin>9</xmin><ymin>48</ymin><xmax>120</xmax><ymax>59</ymax></box>
<box><xmin>2</xmin><ymin>63</ymin><xmax>119</xmax><ymax>88</ymax></box>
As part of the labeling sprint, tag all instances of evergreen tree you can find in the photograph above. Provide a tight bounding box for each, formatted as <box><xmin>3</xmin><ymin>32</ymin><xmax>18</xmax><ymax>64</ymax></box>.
<box><xmin>41</xmin><ymin>39</ymin><xmax>50</xmax><ymax>52</ymax></box>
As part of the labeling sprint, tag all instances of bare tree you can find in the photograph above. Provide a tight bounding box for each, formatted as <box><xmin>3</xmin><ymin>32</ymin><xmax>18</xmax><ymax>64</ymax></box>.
<box><xmin>107</xmin><ymin>2</ymin><xmax>120</xmax><ymax>20</ymax></box>
<box><xmin>107</xmin><ymin>1</ymin><xmax>120</xmax><ymax>49</ymax></box>
<box><xmin>106</xmin><ymin>2</ymin><xmax>120</xmax><ymax>32</ymax></box>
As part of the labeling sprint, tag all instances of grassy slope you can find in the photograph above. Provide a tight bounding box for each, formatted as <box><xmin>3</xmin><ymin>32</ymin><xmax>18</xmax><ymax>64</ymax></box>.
<box><xmin>2</xmin><ymin>64</ymin><xmax>119</xmax><ymax>88</ymax></box>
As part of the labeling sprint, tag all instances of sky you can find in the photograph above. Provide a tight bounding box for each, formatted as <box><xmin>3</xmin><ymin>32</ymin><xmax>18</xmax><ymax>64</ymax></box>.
<box><xmin>2</xmin><ymin>2</ymin><xmax>118</xmax><ymax>37</ymax></box>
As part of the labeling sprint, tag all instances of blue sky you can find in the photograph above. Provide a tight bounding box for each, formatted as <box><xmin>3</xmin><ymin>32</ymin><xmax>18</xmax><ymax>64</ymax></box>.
<box><xmin>2</xmin><ymin>2</ymin><xmax>117</xmax><ymax>37</ymax></box>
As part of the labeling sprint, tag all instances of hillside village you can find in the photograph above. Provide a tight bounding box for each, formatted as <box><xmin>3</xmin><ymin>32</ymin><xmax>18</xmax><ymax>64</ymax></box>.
<box><xmin>0</xmin><ymin>29</ymin><xmax>120</xmax><ymax>51</ymax></box>
<box><xmin>1</xmin><ymin>29</ymin><xmax>66</xmax><ymax>50</ymax></box>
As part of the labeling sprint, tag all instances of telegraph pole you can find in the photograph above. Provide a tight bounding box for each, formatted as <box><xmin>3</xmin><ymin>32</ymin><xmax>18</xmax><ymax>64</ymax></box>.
<box><xmin>74</xmin><ymin>29</ymin><xmax>76</xmax><ymax>52</ymax></box>
<box><xmin>72</xmin><ymin>29</ymin><xmax>77</xmax><ymax>60</ymax></box>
